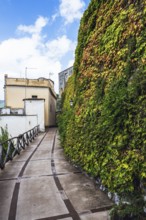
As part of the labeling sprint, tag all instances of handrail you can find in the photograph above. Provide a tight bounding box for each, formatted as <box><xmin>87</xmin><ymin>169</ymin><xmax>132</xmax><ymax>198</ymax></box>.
<box><xmin>0</xmin><ymin>125</ymin><xmax>39</xmax><ymax>169</ymax></box>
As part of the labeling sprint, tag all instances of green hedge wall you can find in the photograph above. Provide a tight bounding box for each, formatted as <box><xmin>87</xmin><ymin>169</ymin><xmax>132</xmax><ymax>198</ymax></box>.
<box><xmin>58</xmin><ymin>0</ymin><xmax>146</xmax><ymax>218</ymax></box>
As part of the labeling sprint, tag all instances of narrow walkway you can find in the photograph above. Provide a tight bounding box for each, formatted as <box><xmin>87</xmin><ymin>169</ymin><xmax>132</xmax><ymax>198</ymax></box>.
<box><xmin>0</xmin><ymin>128</ymin><xmax>113</xmax><ymax>220</ymax></box>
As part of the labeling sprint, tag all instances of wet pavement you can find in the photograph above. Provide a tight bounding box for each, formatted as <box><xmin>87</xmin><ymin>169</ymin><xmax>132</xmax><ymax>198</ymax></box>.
<box><xmin>0</xmin><ymin>128</ymin><xmax>113</xmax><ymax>220</ymax></box>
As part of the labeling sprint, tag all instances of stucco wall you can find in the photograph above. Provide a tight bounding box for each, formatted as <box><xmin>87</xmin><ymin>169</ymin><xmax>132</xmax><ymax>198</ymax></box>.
<box><xmin>5</xmin><ymin>86</ymin><xmax>49</xmax><ymax>126</ymax></box>
<box><xmin>24</xmin><ymin>99</ymin><xmax>45</xmax><ymax>132</ymax></box>
<box><xmin>0</xmin><ymin>115</ymin><xmax>37</xmax><ymax>138</ymax></box>
<box><xmin>5</xmin><ymin>77</ymin><xmax>55</xmax><ymax>92</ymax></box>
<box><xmin>5</xmin><ymin>77</ymin><xmax>57</xmax><ymax>127</ymax></box>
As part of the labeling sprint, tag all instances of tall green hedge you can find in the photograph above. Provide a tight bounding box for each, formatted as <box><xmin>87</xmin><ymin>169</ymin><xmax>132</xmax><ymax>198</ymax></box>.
<box><xmin>58</xmin><ymin>0</ymin><xmax>146</xmax><ymax>218</ymax></box>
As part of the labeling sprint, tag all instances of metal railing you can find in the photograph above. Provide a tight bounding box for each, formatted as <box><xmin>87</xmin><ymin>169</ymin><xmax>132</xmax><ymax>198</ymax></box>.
<box><xmin>0</xmin><ymin>125</ymin><xmax>39</xmax><ymax>169</ymax></box>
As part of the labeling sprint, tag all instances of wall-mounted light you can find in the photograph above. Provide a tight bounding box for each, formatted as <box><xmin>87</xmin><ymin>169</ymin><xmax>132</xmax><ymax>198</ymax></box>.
<box><xmin>70</xmin><ymin>99</ymin><xmax>73</xmax><ymax>107</ymax></box>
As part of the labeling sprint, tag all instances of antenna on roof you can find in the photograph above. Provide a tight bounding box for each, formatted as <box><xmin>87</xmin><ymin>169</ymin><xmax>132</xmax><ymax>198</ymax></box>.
<box><xmin>25</xmin><ymin>67</ymin><xmax>37</xmax><ymax>79</ymax></box>
<box><xmin>24</xmin><ymin>67</ymin><xmax>37</xmax><ymax>100</ymax></box>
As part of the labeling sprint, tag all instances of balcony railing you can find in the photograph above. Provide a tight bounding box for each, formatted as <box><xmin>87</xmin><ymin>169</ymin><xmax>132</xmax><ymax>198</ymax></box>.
<box><xmin>0</xmin><ymin>125</ymin><xmax>39</xmax><ymax>169</ymax></box>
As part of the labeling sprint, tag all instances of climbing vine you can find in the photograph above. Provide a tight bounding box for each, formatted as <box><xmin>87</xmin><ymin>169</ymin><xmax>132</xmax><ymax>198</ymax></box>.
<box><xmin>58</xmin><ymin>0</ymin><xmax>146</xmax><ymax>218</ymax></box>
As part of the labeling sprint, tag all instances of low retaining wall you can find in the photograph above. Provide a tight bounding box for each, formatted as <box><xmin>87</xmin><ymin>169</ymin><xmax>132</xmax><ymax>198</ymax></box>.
<box><xmin>0</xmin><ymin>115</ymin><xmax>38</xmax><ymax>138</ymax></box>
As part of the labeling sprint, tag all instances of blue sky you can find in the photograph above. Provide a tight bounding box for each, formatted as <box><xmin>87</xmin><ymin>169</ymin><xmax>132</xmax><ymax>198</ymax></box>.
<box><xmin>0</xmin><ymin>0</ymin><xmax>90</xmax><ymax>99</ymax></box>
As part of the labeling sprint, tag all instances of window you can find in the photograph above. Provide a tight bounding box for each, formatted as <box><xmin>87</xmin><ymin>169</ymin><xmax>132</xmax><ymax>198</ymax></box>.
<box><xmin>32</xmin><ymin>95</ymin><xmax>38</xmax><ymax>99</ymax></box>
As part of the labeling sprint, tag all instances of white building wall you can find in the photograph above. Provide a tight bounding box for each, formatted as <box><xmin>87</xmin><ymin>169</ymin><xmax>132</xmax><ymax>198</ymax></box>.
<box><xmin>0</xmin><ymin>115</ymin><xmax>37</xmax><ymax>138</ymax></box>
<box><xmin>24</xmin><ymin>99</ymin><xmax>45</xmax><ymax>132</ymax></box>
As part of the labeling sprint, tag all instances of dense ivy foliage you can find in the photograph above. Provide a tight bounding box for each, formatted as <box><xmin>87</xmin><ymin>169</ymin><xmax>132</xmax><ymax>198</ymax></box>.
<box><xmin>58</xmin><ymin>0</ymin><xmax>146</xmax><ymax>218</ymax></box>
<box><xmin>0</xmin><ymin>127</ymin><xmax>9</xmax><ymax>153</ymax></box>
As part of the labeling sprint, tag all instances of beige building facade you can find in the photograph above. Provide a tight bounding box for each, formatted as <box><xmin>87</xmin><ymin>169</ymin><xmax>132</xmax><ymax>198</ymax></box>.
<box><xmin>4</xmin><ymin>75</ymin><xmax>57</xmax><ymax>127</ymax></box>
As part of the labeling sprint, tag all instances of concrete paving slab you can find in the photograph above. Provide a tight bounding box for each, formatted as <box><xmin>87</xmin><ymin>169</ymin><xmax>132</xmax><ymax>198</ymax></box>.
<box><xmin>59</xmin><ymin>173</ymin><xmax>113</xmax><ymax>213</ymax></box>
<box><xmin>0</xmin><ymin>180</ymin><xmax>15</xmax><ymax>220</ymax></box>
<box><xmin>41</xmin><ymin>139</ymin><xmax>52</xmax><ymax>144</ymax></box>
<box><xmin>30</xmin><ymin>134</ymin><xmax>45</xmax><ymax>145</ymax></box>
<box><xmin>24</xmin><ymin>144</ymin><xmax>38</xmax><ymax>151</ymax></box>
<box><xmin>55</xmin><ymin>160</ymin><xmax>78</xmax><ymax>174</ymax></box>
<box><xmin>80</xmin><ymin>211</ymin><xmax>110</xmax><ymax>220</ymax></box>
<box><xmin>0</xmin><ymin>161</ymin><xmax>25</xmax><ymax>179</ymax></box>
<box><xmin>54</xmin><ymin>148</ymin><xmax>66</xmax><ymax>160</ymax></box>
<box><xmin>22</xmin><ymin>160</ymin><xmax>52</xmax><ymax>177</ymax></box>
<box><xmin>13</xmin><ymin>150</ymin><xmax>35</xmax><ymax>161</ymax></box>
<box><xmin>31</xmin><ymin>149</ymin><xmax>51</xmax><ymax>160</ymax></box>
<box><xmin>16</xmin><ymin>176</ymin><xmax>69</xmax><ymax>220</ymax></box>
<box><xmin>35</xmin><ymin>141</ymin><xmax>51</xmax><ymax>147</ymax></box>
<box><xmin>0</xmin><ymin>129</ymin><xmax>113</xmax><ymax>220</ymax></box>
<box><xmin>61</xmin><ymin>218</ymin><xmax>73</xmax><ymax>220</ymax></box>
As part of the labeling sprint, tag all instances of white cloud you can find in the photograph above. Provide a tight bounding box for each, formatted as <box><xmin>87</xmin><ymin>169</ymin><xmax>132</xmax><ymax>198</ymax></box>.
<box><xmin>59</xmin><ymin>0</ymin><xmax>85</xmax><ymax>24</ymax></box>
<box><xmin>17</xmin><ymin>16</ymin><xmax>48</xmax><ymax>34</ymax></box>
<box><xmin>46</xmin><ymin>35</ymin><xmax>76</xmax><ymax>59</ymax></box>
<box><xmin>0</xmin><ymin>16</ymin><xmax>76</xmax><ymax>99</ymax></box>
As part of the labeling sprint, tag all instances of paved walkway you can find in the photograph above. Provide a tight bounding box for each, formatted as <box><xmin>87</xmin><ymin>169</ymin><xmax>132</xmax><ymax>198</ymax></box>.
<box><xmin>0</xmin><ymin>128</ymin><xmax>113</xmax><ymax>220</ymax></box>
